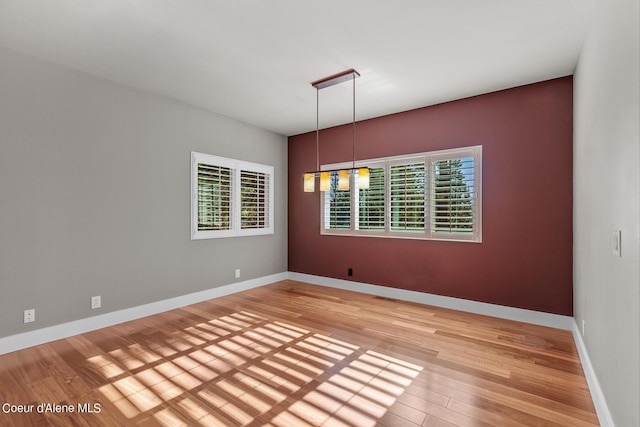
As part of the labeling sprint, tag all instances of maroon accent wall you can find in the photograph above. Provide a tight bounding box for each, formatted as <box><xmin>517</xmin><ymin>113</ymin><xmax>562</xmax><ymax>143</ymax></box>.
<box><xmin>288</xmin><ymin>77</ymin><xmax>573</xmax><ymax>316</ymax></box>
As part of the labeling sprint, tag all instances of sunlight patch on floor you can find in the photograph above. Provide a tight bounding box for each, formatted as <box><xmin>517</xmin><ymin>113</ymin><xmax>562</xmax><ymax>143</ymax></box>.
<box><xmin>92</xmin><ymin>311</ymin><xmax>423</xmax><ymax>425</ymax></box>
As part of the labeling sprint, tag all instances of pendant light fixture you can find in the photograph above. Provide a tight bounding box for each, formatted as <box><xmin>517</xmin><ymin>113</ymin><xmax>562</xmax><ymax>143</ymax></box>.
<box><xmin>303</xmin><ymin>69</ymin><xmax>369</xmax><ymax>192</ymax></box>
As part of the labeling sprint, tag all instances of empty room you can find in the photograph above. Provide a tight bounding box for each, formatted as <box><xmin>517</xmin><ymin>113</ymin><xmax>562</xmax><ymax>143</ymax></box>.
<box><xmin>0</xmin><ymin>1</ymin><xmax>638</xmax><ymax>426</ymax></box>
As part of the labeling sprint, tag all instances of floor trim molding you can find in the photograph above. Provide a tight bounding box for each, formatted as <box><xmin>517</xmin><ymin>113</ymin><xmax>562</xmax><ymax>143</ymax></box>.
<box><xmin>570</xmin><ymin>320</ymin><xmax>616</xmax><ymax>427</ymax></box>
<box><xmin>288</xmin><ymin>272</ymin><xmax>574</xmax><ymax>330</ymax></box>
<box><xmin>0</xmin><ymin>272</ymin><xmax>287</xmax><ymax>356</ymax></box>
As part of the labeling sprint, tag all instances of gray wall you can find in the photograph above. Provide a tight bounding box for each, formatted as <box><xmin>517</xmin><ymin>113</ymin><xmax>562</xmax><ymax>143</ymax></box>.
<box><xmin>0</xmin><ymin>47</ymin><xmax>288</xmax><ymax>338</ymax></box>
<box><xmin>574</xmin><ymin>0</ymin><xmax>640</xmax><ymax>425</ymax></box>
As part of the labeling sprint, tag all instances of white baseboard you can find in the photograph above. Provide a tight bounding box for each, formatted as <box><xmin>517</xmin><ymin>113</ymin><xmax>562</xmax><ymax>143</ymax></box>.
<box><xmin>0</xmin><ymin>272</ymin><xmax>287</xmax><ymax>356</ymax></box>
<box><xmin>1</xmin><ymin>272</ymin><xmax>571</xmax><ymax>355</ymax></box>
<box><xmin>287</xmin><ymin>272</ymin><xmax>574</xmax><ymax>330</ymax></box>
<box><xmin>570</xmin><ymin>320</ymin><xmax>615</xmax><ymax>427</ymax></box>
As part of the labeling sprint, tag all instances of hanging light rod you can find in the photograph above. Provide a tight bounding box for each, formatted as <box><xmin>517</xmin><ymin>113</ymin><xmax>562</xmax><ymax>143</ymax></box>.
<box><xmin>303</xmin><ymin>68</ymin><xmax>369</xmax><ymax>193</ymax></box>
<box><xmin>311</xmin><ymin>68</ymin><xmax>360</xmax><ymax>90</ymax></box>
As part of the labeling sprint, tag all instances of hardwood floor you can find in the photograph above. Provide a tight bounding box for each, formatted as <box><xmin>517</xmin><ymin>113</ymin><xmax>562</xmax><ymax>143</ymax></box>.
<box><xmin>0</xmin><ymin>280</ymin><xmax>599</xmax><ymax>426</ymax></box>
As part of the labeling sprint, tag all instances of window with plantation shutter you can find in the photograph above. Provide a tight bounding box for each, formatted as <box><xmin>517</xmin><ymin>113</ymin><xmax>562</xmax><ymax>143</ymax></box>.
<box><xmin>323</xmin><ymin>171</ymin><xmax>351</xmax><ymax>230</ymax></box>
<box><xmin>357</xmin><ymin>166</ymin><xmax>385</xmax><ymax>231</ymax></box>
<box><xmin>390</xmin><ymin>162</ymin><xmax>425</xmax><ymax>232</ymax></box>
<box><xmin>191</xmin><ymin>152</ymin><xmax>274</xmax><ymax>239</ymax></box>
<box><xmin>320</xmin><ymin>145</ymin><xmax>481</xmax><ymax>242</ymax></box>
<box><xmin>431</xmin><ymin>156</ymin><xmax>476</xmax><ymax>237</ymax></box>
<box><xmin>197</xmin><ymin>164</ymin><xmax>232</xmax><ymax>231</ymax></box>
<box><xmin>240</xmin><ymin>169</ymin><xmax>270</xmax><ymax>230</ymax></box>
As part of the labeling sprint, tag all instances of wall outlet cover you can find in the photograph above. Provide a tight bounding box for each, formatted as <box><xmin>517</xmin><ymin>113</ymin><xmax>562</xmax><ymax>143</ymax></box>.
<box><xmin>23</xmin><ymin>309</ymin><xmax>35</xmax><ymax>323</ymax></box>
<box><xmin>91</xmin><ymin>296</ymin><xmax>101</xmax><ymax>309</ymax></box>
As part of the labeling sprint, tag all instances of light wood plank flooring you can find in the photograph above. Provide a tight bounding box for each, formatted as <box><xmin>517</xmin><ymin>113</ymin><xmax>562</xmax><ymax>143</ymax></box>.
<box><xmin>0</xmin><ymin>280</ymin><xmax>599</xmax><ymax>426</ymax></box>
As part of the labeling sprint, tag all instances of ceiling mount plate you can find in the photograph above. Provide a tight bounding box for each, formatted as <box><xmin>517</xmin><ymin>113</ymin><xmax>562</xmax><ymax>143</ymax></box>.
<box><xmin>311</xmin><ymin>69</ymin><xmax>360</xmax><ymax>90</ymax></box>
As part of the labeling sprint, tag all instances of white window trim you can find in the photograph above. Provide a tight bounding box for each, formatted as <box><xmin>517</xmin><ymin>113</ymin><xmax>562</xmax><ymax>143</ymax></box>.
<box><xmin>320</xmin><ymin>146</ymin><xmax>482</xmax><ymax>243</ymax></box>
<box><xmin>191</xmin><ymin>152</ymin><xmax>274</xmax><ymax>240</ymax></box>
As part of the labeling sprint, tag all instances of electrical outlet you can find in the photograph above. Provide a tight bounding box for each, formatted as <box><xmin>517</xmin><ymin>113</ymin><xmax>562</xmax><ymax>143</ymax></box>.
<box><xmin>582</xmin><ymin>319</ymin><xmax>586</xmax><ymax>337</ymax></box>
<box><xmin>235</xmin><ymin>269</ymin><xmax>241</xmax><ymax>279</ymax></box>
<box><xmin>23</xmin><ymin>309</ymin><xmax>35</xmax><ymax>323</ymax></box>
<box><xmin>348</xmin><ymin>268</ymin><xmax>353</xmax><ymax>277</ymax></box>
<box><xmin>612</xmin><ymin>230</ymin><xmax>622</xmax><ymax>257</ymax></box>
<box><xmin>91</xmin><ymin>295</ymin><xmax>101</xmax><ymax>309</ymax></box>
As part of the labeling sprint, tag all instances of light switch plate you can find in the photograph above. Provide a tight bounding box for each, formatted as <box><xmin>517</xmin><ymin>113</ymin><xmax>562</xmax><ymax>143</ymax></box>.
<box><xmin>612</xmin><ymin>230</ymin><xmax>622</xmax><ymax>257</ymax></box>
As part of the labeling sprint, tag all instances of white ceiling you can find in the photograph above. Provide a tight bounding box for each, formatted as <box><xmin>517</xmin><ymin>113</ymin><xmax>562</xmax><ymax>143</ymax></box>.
<box><xmin>0</xmin><ymin>1</ymin><xmax>592</xmax><ymax>136</ymax></box>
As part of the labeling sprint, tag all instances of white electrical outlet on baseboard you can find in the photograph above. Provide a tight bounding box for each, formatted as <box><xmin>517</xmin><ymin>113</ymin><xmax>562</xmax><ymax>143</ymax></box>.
<box><xmin>235</xmin><ymin>269</ymin><xmax>241</xmax><ymax>279</ymax></box>
<box><xmin>91</xmin><ymin>295</ymin><xmax>101</xmax><ymax>309</ymax></box>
